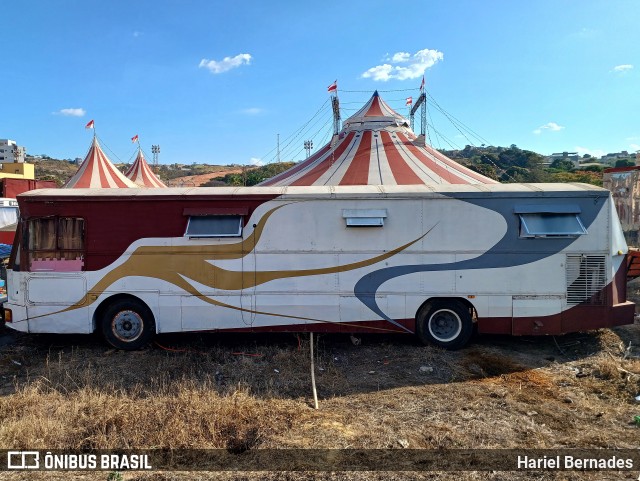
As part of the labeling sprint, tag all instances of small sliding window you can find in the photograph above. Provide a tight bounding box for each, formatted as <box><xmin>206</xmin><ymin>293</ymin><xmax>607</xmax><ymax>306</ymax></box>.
<box><xmin>342</xmin><ymin>209</ymin><xmax>387</xmax><ymax>227</ymax></box>
<box><xmin>185</xmin><ymin>215</ymin><xmax>243</xmax><ymax>238</ymax></box>
<box><xmin>515</xmin><ymin>204</ymin><xmax>587</xmax><ymax>238</ymax></box>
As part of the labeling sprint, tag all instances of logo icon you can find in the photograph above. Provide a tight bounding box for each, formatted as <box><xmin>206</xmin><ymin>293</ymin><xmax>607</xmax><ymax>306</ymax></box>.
<box><xmin>7</xmin><ymin>451</ymin><xmax>40</xmax><ymax>469</ymax></box>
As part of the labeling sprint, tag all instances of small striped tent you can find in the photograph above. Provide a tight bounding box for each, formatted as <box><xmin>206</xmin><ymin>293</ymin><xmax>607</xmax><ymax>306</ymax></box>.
<box><xmin>65</xmin><ymin>137</ymin><xmax>137</xmax><ymax>188</ymax></box>
<box><xmin>125</xmin><ymin>149</ymin><xmax>167</xmax><ymax>188</ymax></box>
<box><xmin>261</xmin><ymin>91</ymin><xmax>497</xmax><ymax>187</ymax></box>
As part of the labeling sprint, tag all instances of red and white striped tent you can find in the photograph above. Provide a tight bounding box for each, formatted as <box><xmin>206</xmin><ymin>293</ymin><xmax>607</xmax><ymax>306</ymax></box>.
<box><xmin>65</xmin><ymin>137</ymin><xmax>138</xmax><ymax>188</ymax></box>
<box><xmin>261</xmin><ymin>91</ymin><xmax>497</xmax><ymax>186</ymax></box>
<box><xmin>125</xmin><ymin>149</ymin><xmax>167</xmax><ymax>188</ymax></box>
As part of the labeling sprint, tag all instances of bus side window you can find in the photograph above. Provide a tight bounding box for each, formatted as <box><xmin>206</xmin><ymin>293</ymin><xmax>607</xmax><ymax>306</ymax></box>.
<box><xmin>27</xmin><ymin>217</ymin><xmax>85</xmax><ymax>272</ymax></box>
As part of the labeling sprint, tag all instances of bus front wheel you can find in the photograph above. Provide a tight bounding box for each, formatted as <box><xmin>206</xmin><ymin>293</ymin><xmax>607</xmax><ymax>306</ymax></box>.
<box><xmin>101</xmin><ymin>299</ymin><xmax>155</xmax><ymax>350</ymax></box>
<box><xmin>416</xmin><ymin>300</ymin><xmax>473</xmax><ymax>350</ymax></box>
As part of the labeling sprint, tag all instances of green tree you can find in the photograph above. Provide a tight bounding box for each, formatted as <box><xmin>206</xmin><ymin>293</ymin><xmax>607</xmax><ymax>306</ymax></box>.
<box><xmin>200</xmin><ymin>162</ymin><xmax>296</xmax><ymax>187</ymax></box>
<box><xmin>581</xmin><ymin>165</ymin><xmax>604</xmax><ymax>173</ymax></box>
<box><xmin>549</xmin><ymin>159</ymin><xmax>574</xmax><ymax>171</ymax></box>
<box><xmin>615</xmin><ymin>159</ymin><xmax>635</xmax><ymax>168</ymax></box>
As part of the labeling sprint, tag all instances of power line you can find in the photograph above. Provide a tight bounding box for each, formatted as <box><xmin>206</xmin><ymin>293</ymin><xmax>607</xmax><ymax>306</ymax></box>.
<box><xmin>260</xmin><ymin>97</ymin><xmax>331</xmax><ymax>162</ymax></box>
<box><xmin>340</xmin><ymin>87</ymin><xmax>420</xmax><ymax>93</ymax></box>
<box><xmin>426</xmin><ymin>92</ymin><xmax>492</xmax><ymax>146</ymax></box>
<box><xmin>268</xmin><ymin>110</ymin><xmax>333</xmax><ymax>163</ymax></box>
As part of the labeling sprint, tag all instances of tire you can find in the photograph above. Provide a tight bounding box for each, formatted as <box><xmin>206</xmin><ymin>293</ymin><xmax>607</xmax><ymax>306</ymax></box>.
<box><xmin>416</xmin><ymin>300</ymin><xmax>474</xmax><ymax>350</ymax></box>
<box><xmin>100</xmin><ymin>299</ymin><xmax>155</xmax><ymax>350</ymax></box>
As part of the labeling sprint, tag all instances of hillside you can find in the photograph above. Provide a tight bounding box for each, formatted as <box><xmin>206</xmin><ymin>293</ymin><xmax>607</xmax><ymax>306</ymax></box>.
<box><xmin>443</xmin><ymin>145</ymin><xmax>605</xmax><ymax>186</ymax></box>
<box><xmin>28</xmin><ymin>145</ymin><xmax>607</xmax><ymax>188</ymax></box>
<box><xmin>29</xmin><ymin>155</ymin><xmax>295</xmax><ymax>188</ymax></box>
<box><xmin>31</xmin><ymin>157</ymin><xmax>79</xmax><ymax>186</ymax></box>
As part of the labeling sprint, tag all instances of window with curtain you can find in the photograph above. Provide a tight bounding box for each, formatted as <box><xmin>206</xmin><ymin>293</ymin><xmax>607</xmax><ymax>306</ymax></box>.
<box><xmin>27</xmin><ymin>217</ymin><xmax>85</xmax><ymax>271</ymax></box>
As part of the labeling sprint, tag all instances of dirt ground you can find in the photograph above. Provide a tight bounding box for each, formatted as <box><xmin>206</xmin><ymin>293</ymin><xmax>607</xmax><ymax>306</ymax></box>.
<box><xmin>165</xmin><ymin>169</ymin><xmax>244</xmax><ymax>187</ymax></box>
<box><xmin>1</xmin><ymin>286</ymin><xmax>639</xmax><ymax>480</ymax></box>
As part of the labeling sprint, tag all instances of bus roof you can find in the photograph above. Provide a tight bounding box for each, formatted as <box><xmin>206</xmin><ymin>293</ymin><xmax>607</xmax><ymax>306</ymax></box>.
<box><xmin>18</xmin><ymin>183</ymin><xmax>607</xmax><ymax>202</ymax></box>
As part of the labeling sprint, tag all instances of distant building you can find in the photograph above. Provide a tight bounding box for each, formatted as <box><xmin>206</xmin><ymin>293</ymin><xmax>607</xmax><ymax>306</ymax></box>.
<box><xmin>0</xmin><ymin>139</ymin><xmax>26</xmax><ymax>163</ymax></box>
<box><xmin>544</xmin><ymin>151</ymin><xmax>580</xmax><ymax>167</ymax></box>
<box><xmin>0</xmin><ymin>139</ymin><xmax>34</xmax><ymax>180</ymax></box>
<box><xmin>0</xmin><ymin>163</ymin><xmax>35</xmax><ymax>180</ymax></box>
<box><xmin>601</xmin><ymin>151</ymin><xmax>633</xmax><ymax>165</ymax></box>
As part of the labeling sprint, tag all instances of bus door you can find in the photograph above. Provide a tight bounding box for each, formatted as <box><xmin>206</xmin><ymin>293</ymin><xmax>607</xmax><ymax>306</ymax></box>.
<box><xmin>24</xmin><ymin>216</ymin><xmax>90</xmax><ymax>331</ymax></box>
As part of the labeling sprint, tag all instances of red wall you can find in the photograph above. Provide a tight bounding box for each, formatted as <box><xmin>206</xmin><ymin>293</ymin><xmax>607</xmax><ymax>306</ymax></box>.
<box><xmin>18</xmin><ymin>193</ymin><xmax>276</xmax><ymax>271</ymax></box>
<box><xmin>2</xmin><ymin>179</ymin><xmax>57</xmax><ymax>199</ymax></box>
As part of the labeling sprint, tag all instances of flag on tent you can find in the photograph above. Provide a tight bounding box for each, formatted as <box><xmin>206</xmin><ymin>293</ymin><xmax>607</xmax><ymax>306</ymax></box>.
<box><xmin>131</xmin><ymin>134</ymin><xmax>139</xmax><ymax>143</ymax></box>
<box><xmin>406</xmin><ymin>97</ymin><xmax>413</xmax><ymax>106</ymax></box>
<box><xmin>419</xmin><ymin>76</ymin><xmax>425</xmax><ymax>92</ymax></box>
<box><xmin>327</xmin><ymin>81</ymin><xmax>337</xmax><ymax>93</ymax></box>
<box><xmin>85</xmin><ymin>119</ymin><xmax>94</xmax><ymax>129</ymax></box>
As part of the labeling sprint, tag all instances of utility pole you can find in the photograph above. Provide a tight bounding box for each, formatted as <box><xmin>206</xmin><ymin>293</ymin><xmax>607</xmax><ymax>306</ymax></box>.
<box><xmin>276</xmin><ymin>134</ymin><xmax>280</xmax><ymax>163</ymax></box>
<box><xmin>409</xmin><ymin>93</ymin><xmax>426</xmax><ymax>136</ymax></box>
<box><xmin>331</xmin><ymin>96</ymin><xmax>341</xmax><ymax>135</ymax></box>
<box><xmin>151</xmin><ymin>145</ymin><xmax>160</xmax><ymax>166</ymax></box>
<box><xmin>304</xmin><ymin>140</ymin><xmax>313</xmax><ymax>158</ymax></box>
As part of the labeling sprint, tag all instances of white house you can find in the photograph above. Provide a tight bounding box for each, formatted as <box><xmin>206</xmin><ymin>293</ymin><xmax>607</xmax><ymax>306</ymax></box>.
<box><xmin>0</xmin><ymin>139</ymin><xmax>26</xmax><ymax>163</ymax></box>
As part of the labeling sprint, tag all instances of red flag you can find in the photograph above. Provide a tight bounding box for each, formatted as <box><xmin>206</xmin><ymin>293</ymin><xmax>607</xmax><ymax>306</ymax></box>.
<box><xmin>85</xmin><ymin>119</ymin><xmax>94</xmax><ymax>129</ymax></box>
<box><xmin>327</xmin><ymin>80</ymin><xmax>337</xmax><ymax>93</ymax></box>
<box><xmin>131</xmin><ymin>134</ymin><xmax>139</xmax><ymax>143</ymax></box>
<box><xmin>420</xmin><ymin>76</ymin><xmax>425</xmax><ymax>92</ymax></box>
<box><xmin>405</xmin><ymin>97</ymin><xmax>413</xmax><ymax>106</ymax></box>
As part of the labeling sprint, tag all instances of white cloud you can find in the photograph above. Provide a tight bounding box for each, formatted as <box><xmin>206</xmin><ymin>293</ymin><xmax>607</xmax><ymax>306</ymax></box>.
<box><xmin>54</xmin><ymin>108</ymin><xmax>86</xmax><ymax>117</ymax></box>
<box><xmin>362</xmin><ymin>64</ymin><xmax>394</xmax><ymax>81</ymax></box>
<box><xmin>533</xmin><ymin>122</ymin><xmax>564</xmax><ymax>134</ymax></box>
<box><xmin>575</xmin><ymin>146</ymin><xmax>606</xmax><ymax>158</ymax></box>
<box><xmin>240</xmin><ymin>107</ymin><xmax>264</xmax><ymax>115</ymax></box>
<box><xmin>613</xmin><ymin>64</ymin><xmax>633</xmax><ymax>72</ymax></box>
<box><xmin>630</xmin><ymin>143</ymin><xmax>640</xmax><ymax>151</ymax></box>
<box><xmin>199</xmin><ymin>53</ymin><xmax>252</xmax><ymax>74</ymax></box>
<box><xmin>362</xmin><ymin>48</ymin><xmax>443</xmax><ymax>82</ymax></box>
<box><xmin>389</xmin><ymin>52</ymin><xmax>411</xmax><ymax>63</ymax></box>
<box><xmin>249</xmin><ymin>157</ymin><xmax>263</xmax><ymax>166</ymax></box>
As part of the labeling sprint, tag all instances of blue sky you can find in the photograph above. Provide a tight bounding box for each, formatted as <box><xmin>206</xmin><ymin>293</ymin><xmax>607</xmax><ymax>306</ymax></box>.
<box><xmin>2</xmin><ymin>1</ymin><xmax>639</xmax><ymax>165</ymax></box>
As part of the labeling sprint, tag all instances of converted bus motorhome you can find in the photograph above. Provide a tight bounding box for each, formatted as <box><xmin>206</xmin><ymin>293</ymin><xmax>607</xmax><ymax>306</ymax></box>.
<box><xmin>3</xmin><ymin>184</ymin><xmax>635</xmax><ymax>350</ymax></box>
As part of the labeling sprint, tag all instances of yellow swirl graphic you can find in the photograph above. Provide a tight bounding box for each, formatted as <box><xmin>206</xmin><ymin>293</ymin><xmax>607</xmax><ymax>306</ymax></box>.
<box><xmin>62</xmin><ymin>204</ymin><xmax>427</xmax><ymax>320</ymax></box>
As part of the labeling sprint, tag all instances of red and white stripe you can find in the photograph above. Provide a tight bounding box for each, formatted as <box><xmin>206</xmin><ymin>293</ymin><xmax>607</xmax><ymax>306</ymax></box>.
<box><xmin>65</xmin><ymin>137</ymin><xmax>138</xmax><ymax>188</ymax></box>
<box><xmin>125</xmin><ymin>149</ymin><xmax>167</xmax><ymax>188</ymax></box>
<box><xmin>261</xmin><ymin>92</ymin><xmax>498</xmax><ymax>187</ymax></box>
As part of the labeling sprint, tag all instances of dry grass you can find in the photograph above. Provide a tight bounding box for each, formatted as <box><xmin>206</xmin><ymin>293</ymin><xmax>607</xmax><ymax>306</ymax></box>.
<box><xmin>0</xmin><ymin>310</ymin><xmax>639</xmax><ymax>480</ymax></box>
<box><xmin>1</xmin><ymin>471</ymin><xmax>632</xmax><ymax>481</ymax></box>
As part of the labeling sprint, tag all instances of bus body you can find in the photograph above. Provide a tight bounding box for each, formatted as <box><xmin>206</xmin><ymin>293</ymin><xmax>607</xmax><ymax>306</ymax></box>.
<box><xmin>3</xmin><ymin>184</ymin><xmax>635</xmax><ymax>349</ymax></box>
<box><xmin>0</xmin><ymin>198</ymin><xmax>19</xmax><ymax>245</ymax></box>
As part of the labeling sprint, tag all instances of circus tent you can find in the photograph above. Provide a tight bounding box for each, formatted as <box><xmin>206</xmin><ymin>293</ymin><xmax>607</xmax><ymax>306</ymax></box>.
<box><xmin>261</xmin><ymin>91</ymin><xmax>498</xmax><ymax>187</ymax></box>
<box><xmin>65</xmin><ymin>137</ymin><xmax>138</xmax><ymax>188</ymax></box>
<box><xmin>125</xmin><ymin>148</ymin><xmax>167</xmax><ymax>188</ymax></box>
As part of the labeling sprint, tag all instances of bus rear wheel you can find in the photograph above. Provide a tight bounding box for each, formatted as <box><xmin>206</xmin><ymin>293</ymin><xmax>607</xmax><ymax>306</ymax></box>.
<box><xmin>101</xmin><ymin>299</ymin><xmax>155</xmax><ymax>350</ymax></box>
<box><xmin>416</xmin><ymin>300</ymin><xmax>473</xmax><ymax>350</ymax></box>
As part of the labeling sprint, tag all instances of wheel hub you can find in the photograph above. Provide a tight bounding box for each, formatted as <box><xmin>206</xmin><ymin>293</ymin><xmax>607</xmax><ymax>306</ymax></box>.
<box><xmin>428</xmin><ymin>309</ymin><xmax>462</xmax><ymax>342</ymax></box>
<box><xmin>112</xmin><ymin>310</ymin><xmax>143</xmax><ymax>342</ymax></box>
